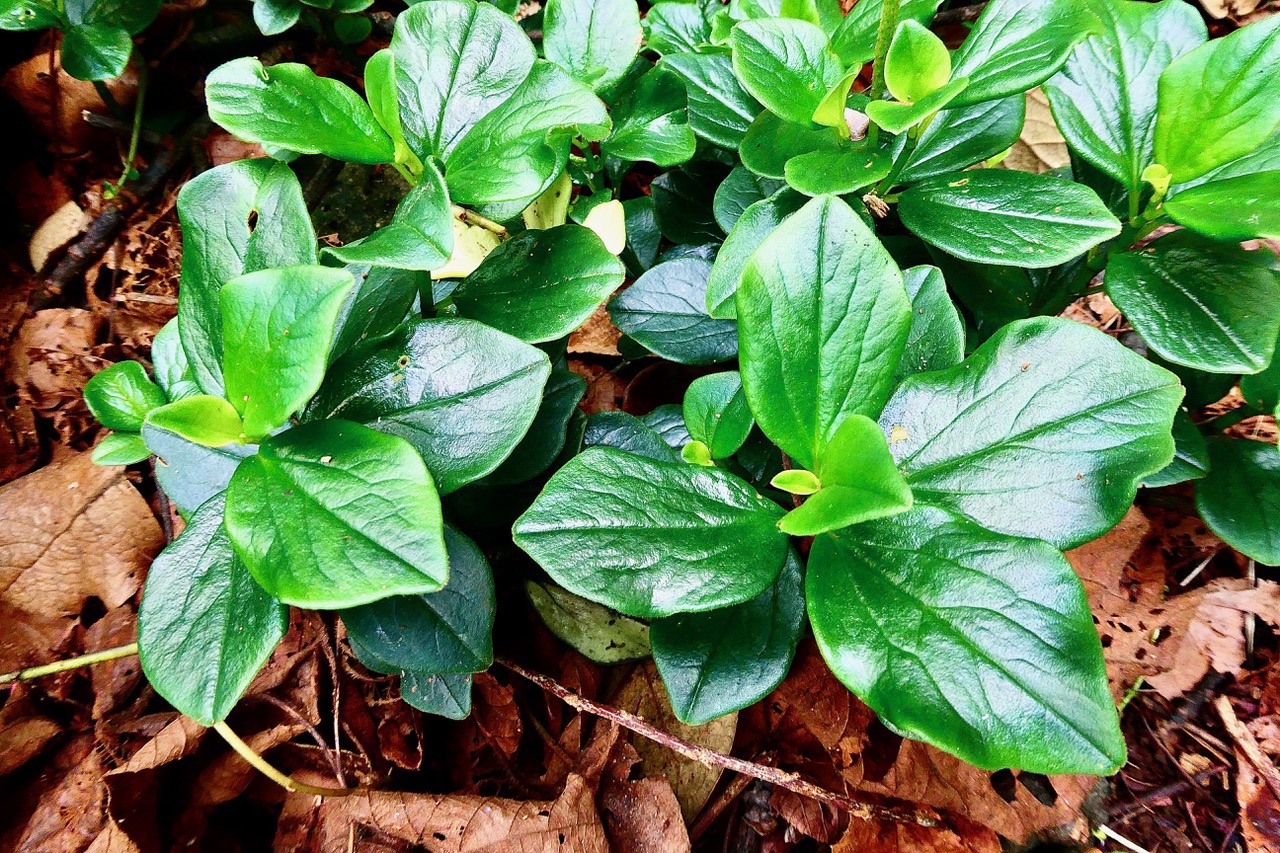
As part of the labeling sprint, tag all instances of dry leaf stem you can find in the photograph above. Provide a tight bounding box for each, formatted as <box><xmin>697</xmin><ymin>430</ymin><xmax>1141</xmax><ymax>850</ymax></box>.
<box><xmin>0</xmin><ymin>642</ymin><xmax>139</xmax><ymax>686</ymax></box>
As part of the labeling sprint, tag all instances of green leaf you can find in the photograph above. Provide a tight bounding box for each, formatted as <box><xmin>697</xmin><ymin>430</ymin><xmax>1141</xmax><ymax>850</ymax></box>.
<box><xmin>177</xmin><ymin>160</ymin><xmax>316</xmax><ymax>397</ymax></box>
<box><xmin>927</xmin><ymin>252</ymin><xmax>1086</xmax><ymax>335</ymax></box>
<box><xmin>307</xmin><ymin>318</ymin><xmax>550</xmax><ymax>494</ymax></box>
<box><xmin>778</xmin><ymin>415</ymin><xmax>912</xmax><ymax>536</ymax></box>
<box><xmin>401</xmin><ymin>672</ymin><xmax>473</xmax><ymax>718</ymax></box>
<box><xmin>253</xmin><ymin>0</ymin><xmax>301</xmax><ymax>35</ymax></box>
<box><xmin>333</xmin><ymin>13</ymin><xmax>371</xmax><ymax>44</ymax></box>
<box><xmin>885</xmin><ymin>19</ymin><xmax>951</xmax><ymax>104</ymax></box>
<box><xmin>865</xmin><ymin>78</ymin><xmax>969</xmax><ymax>135</ymax></box>
<box><xmin>0</xmin><ymin>0</ymin><xmax>61</xmax><ymax>31</ymax></box>
<box><xmin>1164</xmin><ymin>171</ymin><xmax>1280</xmax><ymax>242</ymax></box>
<box><xmin>544</xmin><ymin>0</ymin><xmax>641</xmax><ymax>91</ymax></box>
<box><xmin>91</xmin><ymin>432</ymin><xmax>150</xmax><ymax>466</ymax></box>
<box><xmin>622</xmin><ymin>197</ymin><xmax>661</xmax><ymax>274</ymax></box>
<box><xmin>66</xmin><ymin>0</ymin><xmax>159</xmax><ymax>32</ymax></box>
<box><xmin>364</xmin><ymin>49</ymin><xmax>422</xmax><ymax>172</ymax></box>
<box><xmin>736</xmin><ymin>195</ymin><xmax>910</xmax><ymax>469</ymax></box>
<box><xmin>61</xmin><ymin>23</ymin><xmax>132</xmax><ymax>81</ymax></box>
<box><xmin>142</xmin><ymin>423</ymin><xmax>255</xmax><ymax>516</ymax></box>
<box><xmin>323</xmin><ymin>163</ymin><xmax>453</xmax><ymax>270</ymax></box>
<box><xmin>651</xmin><ymin>548</ymin><xmax>803</xmax><ymax>725</ymax></box>
<box><xmin>343</xmin><ymin>527</ymin><xmax>494</xmax><ymax>674</ymax></box>
<box><xmin>660</xmin><ymin>50</ymin><xmax>762</xmax><ymax>149</ymax></box>
<box><xmin>221</xmin><ymin>265</ymin><xmax>355</xmax><ymax>440</ymax></box>
<box><xmin>150</xmin><ymin>320</ymin><xmax>199</xmax><ymax>402</ymax></box>
<box><xmin>645</xmin><ymin>2</ymin><xmax>713</xmax><ymax>55</ymax></box>
<box><xmin>1197</xmin><ymin>438</ymin><xmax>1280</xmax><ymax>565</ymax></box>
<box><xmin>683</xmin><ymin>371</ymin><xmax>754</xmax><ymax>458</ymax></box>
<box><xmin>892</xmin><ymin>265</ymin><xmax>964</xmax><ymax>384</ymax></box>
<box><xmin>138</xmin><ymin>494</ymin><xmax>288</xmax><ymax>725</ymax></box>
<box><xmin>226</xmin><ymin>420</ymin><xmax>448</xmax><ymax>608</ymax></box>
<box><xmin>740</xmin><ymin>110</ymin><xmax>843</xmax><ymax>179</ymax></box>
<box><xmin>451</xmin><ymin>225</ymin><xmax>624</xmax><ymax>343</ymax></box>
<box><xmin>610</xmin><ymin>258</ymin><xmax>739</xmax><ymax>365</ymax></box>
<box><xmin>601</xmin><ymin>67</ymin><xmax>697</xmax><ymax>167</ymax></box>
<box><xmin>483</xmin><ymin>370</ymin><xmax>586</xmax><ymax>485</ymax></box>
<box><xmin>1154</xmin><ymin>14</ymin><xmax>1280</xmax><ymax>183</ymax></box>
<box><xmin>682</xmin><ymin>440</ymin><xmax>714</xmax><ymax>465</ymax></box>
<box><xmin>783</xmin><ymin>133</ymin><xmax>903</xmax><ymax>195</ymax></box>
<box><xmin>899</xmin><ymin>170</ymin><xmax>1122</xmax><ymax>268</ymax></box>
<box><xmin>390</xmin><ymin>0</ymin><xmax>534</xmax><ymax>161</ymax></box>
<box><xmin>713</xmin><ymin>167</ymin><xmax>785</xmax><ymax>234</ymax></box>
<box><xmin>829</xmin><ymin>0</ymin><xmax>942</xmax><ymax>67</ymax></box>
<box><xmin>897</xmin><ymin>96</ymin><xmax>1025</xmax><ymax>184</ymax></box>
<box><xmin>206</xmin><ymin>58</ymin><xmax>394</xmax><ymax>164</ymax></box>
<box><xmin>808</xmin><ymin>505</ymin><xmax>1123</xmax><ymax>774</ymax></box>
<box><xmin>1042</xmin><ymin>0</ymin><xmax>1205</xmax><ymax>195</ymax></box>
<box><xmin>329</xmin><ymin>265</ymin><xmax>426</xmax><ymax>361</ymax></box>
<box><xmin>771</xmin><ymin>469</ymin><xmax>821</xmax><ymax>495</ymax></box>
<box><xmin>584</xmin><ymin>411</ymin><xmax>682</xmax><ymax>462</ymax></box>
<box><xmin>83</xmin><ymin>361</ymin><xmax>166</xmax><ymax>431</ymax></box>
<box><xmin>513</xmin><ymin>447</ymin><xmax>788</xmax><ymax>618</ymax></box>
<box><xmin>1142</xmin><ymin>409</ymin><xmax>1209</xmax><ymax>489</ymax></box>
<box><xmin>1241</xmin><ymin>328</ymin><xmax>1280</xmax><ymax>416</ymax></box>
<box><xmin>1105</xmin><ymin>236</ymin><xmax>1280</xmax><ymax>374</ymax></box>
<box><xmin>880</xmin><ymin>317</ymin><xmax>1183</xmax><ymax>548</ymax></box>
<box><xmin>642</xmin><ymin>404</ymin><xmax>692</xmax><ymax>451</ymax></box>
<box><xmin>526</xmin><ymin>580</ymin><xmax>652</xmax><ymax>663</ymax></box>
<box><xmin>948</xmin><ymin>0</ymin><xmax>1099</xmax><ymax>109</ymax></box>
<box><xmin>707</xmin><ymin>188</ymin><xmax>806</xmax><ymax>321</ymax></box>
<box><xmin>650</xmin><ymin>162</ymin><xmax>728</xmax><ymax>244</ymax></box>
<box><xmin>730</xmin><ymin>18</ymin><xmax>842</xmax><ymax>127</ymax></box>
<box><xmin>146</xmin><ymin>396</ymin><xmax>245</xmax><ymax>448</ymax></box>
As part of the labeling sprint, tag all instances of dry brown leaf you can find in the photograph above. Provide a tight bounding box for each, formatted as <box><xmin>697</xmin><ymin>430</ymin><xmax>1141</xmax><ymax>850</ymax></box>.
<box><xmin>597</xmin><ymin>735</ymin><xmax>691</xmax><ymax>852</ymax></box>
<box><xmin>0</xmin><ymin>401</ymin><xmax>41</xmax><ymax>486</ymax></box>
<box><xmin>0</xmin><ymin>48</ymin><xmax>135</xmax><ymax>153</ymax></box>
<box><xmin>87</xmin><ymin>605</ymin><xmax>143</xmax><ymax>720</ymax></box>
<box><xmin>29</xmin><ymin>200</ymin><xmax>89</xmax><ymax>272</ymax></box>
<box><xmin>304</xmin><ymin>773</ymin><xmax>610</xmax><ymax>852</ymax></box>
<box><xmin>0</xmin><ymin>684</ymin><xmax>62</xmax><ymax>776</ymax></box>
<box><xmin>570</xmin><ymin>360</ymin><xmax>624</xmax><ymax>414</ymax></box>
<box><xmin>1001</xmin><ymin>89</ymin><xmax>1068</xmax><ymax>174</ymax></box>
<box><xmin>0</xmin><ymin>451</ymin><xmax>159</xmax><ymax>621</ymax></box>
<box><xmin>0</xmin><ymin>600</ymin><xmax>74</xmax><ymax>674</ymax></box>
<box><xmin>9</xmin><ymin>308</ymin><xmax>109</xmax><ymax>443</ymax></box>
<box><xmin>1236</xmin><ymin>741</ymin><xmax>1280</xmax><ymax>852</ymax></box>
<box><xmin>610</xmin><ymin>661</ymin><xmax>737</xmax><ymax>822</ymax></box>
<box><xmin>14</xmin><ymin>743</ymin><xmax>110</xmax><ymax>852</ymax></box>
<box><xmin>833</xmin><ymin>811</ymin><xmax>1002</xmax><ymax>853</ymax></box>
<box><xmin>567</xmin><ymin>303</ymin><xmax>622</xmax><ymax>357</ymax></box>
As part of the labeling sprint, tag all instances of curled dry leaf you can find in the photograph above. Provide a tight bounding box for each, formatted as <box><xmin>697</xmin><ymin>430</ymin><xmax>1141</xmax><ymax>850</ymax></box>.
<box><xmin>29</xmin><ymin>200</ymin><xmax>90</xmax><ymax>273</ymax></box>
<box><xmin>1001</xmin><ymin>89</ymin><xmax>1069</xmax><ymax>174</ymax></box>
<box><xmin>0</xmin><ymin>684</ymin><xmax>62</xmax><ymax>776</ymax></box>
<box><xmin>568</xmin><ymin>303</ymin><xmax>623</xmax><ymax>357</ymax></box>
<box><xmin>9</xmin><ymin>309</ymin><xmax>109</xmax><ymax>443</ymax></box>
<box><xmin>832</xmin><ymin>810</ymin><xmax>1001</xmax><ymax>853</ymax></box>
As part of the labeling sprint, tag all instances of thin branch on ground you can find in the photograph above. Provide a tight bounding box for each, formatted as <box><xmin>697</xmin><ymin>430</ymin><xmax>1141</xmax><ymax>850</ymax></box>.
<box><xmin>1215</xmin><ymin>696</ymin><xmax>1280</xmax><ymax>802</ymax></box>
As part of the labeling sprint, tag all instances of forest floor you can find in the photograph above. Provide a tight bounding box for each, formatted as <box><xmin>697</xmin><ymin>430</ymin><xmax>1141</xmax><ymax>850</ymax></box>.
<box><xmin>2</xmin><ymin>2</ymin><xmax>1280</xmax><ymax>851</ymax></box>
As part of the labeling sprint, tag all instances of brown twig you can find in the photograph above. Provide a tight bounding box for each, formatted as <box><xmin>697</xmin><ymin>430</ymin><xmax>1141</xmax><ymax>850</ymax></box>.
<box><xmin>497</xmin><ymin>658</ymin><xmax>939</xmax><ymax>828</ymax></box>
<box><xmin>1107</xmin><ymin>764</ymin><xmax>1230</xmax><ymax>824</ymax></box>
<box><xmin>933</xmin><ymin>2</ymin><xmax>987</xmax><ymax>26</ymax></box>
<box><xmin>1215</xmin><ymin>696</ymin><xmax>1280</xmax><ymax>802</ymax></box>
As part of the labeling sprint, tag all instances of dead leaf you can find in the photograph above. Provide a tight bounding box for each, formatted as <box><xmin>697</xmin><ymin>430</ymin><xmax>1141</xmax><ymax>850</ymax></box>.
<box><xmin>1237</xmin><ymin>735</ymin><xmax>1280</xmax><ymax>852</ymax></box>
<box><xmin>15</xmin><ymin>743</ymin><xmax>109</xmax><ymax>852</ymax></box>
<box><xmin>1001</xmin><ymin>89</ymin><xmax>1068</xmax><ymax>174</ymax></box>
<box><xmin>8</xmin><ymin>308</ymin><xmax>109</xmax><ymax>443</ymax></box>
<box><xmin>610</xmin><ymin>661</ymin><xmax>737</xmax><ymax>822</ymax></box>
<box><xmin>568</xmin><ymin>303</ymin><xmax>622</xmax><ymax>357</ymax></box>
<box><xmin>304</xmin><ymin>773</ymin><xmax>610</xmax><ymax>852</ymax></box>
<box><xmin>598</xmin><ymin>736</ymin><xmax>691</xmax><ymax>852</ymax></box>
<box><xmin>1201</xmin><ymin>0</ymin><xmax>1264</xmax><ymax>19</ymax></box>
<box><xmin>29</xmin><ymin>200</ymin><xmax>89</xmax><ymax>272</ymax></box>
<box><xmin>0</xmin><ymin>48</ymin><xmax>136</xmax><ymax>154</ymax></box>
<box><xmin>0</xmin><ymin>401</ymin><xmax>40</xmax><ymax>486</ymax></box>
<box><xmin>204</xmin><ymin>129</ymin><xmax>267</xmax><ymax>166</ymax></box>
<box><xmin>87</xmin><ymin>605</ymin><xmax>142</xmax><ymax>720</ymax></box>
<box><xmin>0</xmin><ymin>684</ymin><xmax>62</xmax><ymax>776</ymax></box>
<box><xmin>0</xmin><ymin>451</ymin><xmax>160</xmax><ymax>621</ymax></box>
<box><xmin>832</xmin><ymin>811</ymin><xmax>1001</xmax><ymax>853</ymax></box>
<box><xmin>570</xmin><ymin>360</ymin><xmax>624</xmax><ymax>414</ymax></box>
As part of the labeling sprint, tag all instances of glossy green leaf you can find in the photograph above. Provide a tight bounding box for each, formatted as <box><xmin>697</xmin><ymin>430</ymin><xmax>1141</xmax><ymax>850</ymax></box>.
<box><xmin>329</xmin><ymin>265</ymin><xmax>426</xmax><ymax>361</ymax></box>
<box><xmin>226</xmin><ymin>420</ymin><xmax>448</xmax><ymax>608</ymax></box>
<box><xmin>323</xmin><ymin>164</ymin><xmax>453</xmax><ymax>270</ymax></box>
<box><xmin>707</xmin><ymin>188</ymin><xmax>806</xmax><ymax>320</ymax></box>
<box><xmin>730</xmin><ymin>18</ymin><xmax>842</xmax><ymax>127</ymax></box>
<box><xmin>483</xmin><ymin>370</ymin><xmax>586</xmax><ymax>485</ymax></box>
<box><xmin>526</xmin><ymin>580</ymin><xmax>652</xmax><ymax>663</ymax></box>
<box><xmin>1164</xmin><ymin>171</ymin><xmax>1280</xmax><ymax>241</ymax></box>
<box><xmin>602</xmin><ymin>67</ymin><xmax>697</xmax><ymax>167</ymax></box>
<box><xmin>62</xmin><ymin>23</ymin><xmax>132</xmax><ymax>81</ymax></box>
<box><xmin>740</xmin><ymin>110</ymin><xmax>843</xmax><ymax>180</ymax></box>
<box><xmin>584</xmin><ymin>411</ymin><xmax>682</xmax><ymax>462</ymax></box>
<box><xmin>622</xmin><ymin>196</ymin><xmax>661</xmax><ymax>274</ymax></box>
<box><xmin>307</xmin><ymin>318</ymin><xmax>550</xmax><ymax>493</ymax></box>
<box><xmin>146</xmin><ymin>396</ymin><xmax>245</xmax><ymax>448</ymax></box>
<box><xmin>897</xmin><ymin>96</ymin><xmax>1025</xmax><ymax>184</ymax></box>
<box><xmin>642</xmin><ymin>404</ymin><xmax>693</xmax><ymax>451</ymax></box>
<box><xmin>771</xmin><ymin>469</ymin><xmax>821</xmax><ymax>495</ymax></box>
<box><xmin>736</xmin><ymin>195</ymin><xmax>910</xmax><ymax>469</ymax></box>
<box><xmin>253</xmin><ymin>0</ymin><xmax>300</xmax><ymax>35</ymax></box>
<box><xmin>778</xmin><ymin>415</ymin><xmax>912</xmax><ymax>536</ymax></box>
<box><xmin>899</xmin><ymin>170</ymin><xmax>1122</xmax><ymax>268</ymax></box>
<box><xmin>83</xmin><ymin>361</ymin><xmax>166</xmax><ymax>431</ymax></box>
<box><xmin>651</xmin><ymin>162</ymin><xmax>728</xmax><ymax>244</ymax></box>
<box><xmin>1042</xmin><ymin>0</ymin><xmax>1205</xmax><ymax>195</ymax></box>
<box><xmin>364</xmin><ymin>49</ymin><xmax>422</xmax><ymax>172</ymax></box>
<box><xmin>221</xmin><ymin>265</ymin><xmax>355</xmax><ymax>440</ymax></box>
<box><xmin>683</xmin><ymin>371</ymin><xmax>754</xmax><ymax>458</ymax></box>
<box><xmin>808</xmin><ymin>506</ymin><xmax>1123</xmax><ymax>774</ymax></box>
<box><xmin>1196</xmin><ymin>439</ymin><xmax>1280</xmax><ymax>565</ymax></box>
<box><xmin>885</xmin><ymin>19</ymin><xmax>951</xmax><ymax>104</ymax></box>
<box><xmin>892</xmin><ymin>265</ymin><xmax>965</xmax><ymax>384</ymax></box>
<box><xmin>865</xmin><ymin>78</ymin><xmax>969</xmax><ymax>134</ymax></box>
<box><xmin>948</xmin><ymin>0</ymin><xmax>1099</xmax><ymax>109</ymax></box>
<box><xmin>142</xmin><ymin>423</ymin><xmax>255</xmax><ymax>516</ymax></box>
<box><xmin>879</xmin><ymin>317</ymin><xmax>1183</xmax><ymax>548</ymax></box>
<box><xmin>451</xmin><ymin>225</ymin><xmax>624</xmax><ymax>343</ymax></box>
<box><xmin>713</xmin><ymin>167</ymin><xmax>785</xmax><ymax>234</ymax></box>
<box><xmin>401</xmin><ymin>672</ymin><xmax>473</xmax><ymax>718</ymax></box>
<box><xmin>682</xmin><ymin>440</ymin><xmax>714</xmax><ymax>465</ymax></box>
<box><xmin>343</xmin><ymin>527</ymin><xmax>494</xmax><ymax>674</ymax></box>
<box><xmin>66</xmin><ymin>0</ymin><xmax>160</xmax><ymax>32</ymax></box>
<box><xmin>651</xmin><ymin>548</ymin><xmax>803</xmax><ymax>725</ymax></box>
<box><xmin>660</xmin><ymin>50</ymin><xmax>762</xmax><ymax>149</ymax></box>
<box><xmin>610</xmin><ymin>258</ymin><xmax>739</xmax><ymax>365</ymax></box>
<box><xmin>513</xmin><ymin>447</ymin><xmax>788</xmax><ymax>617</ymax></box>
<box><xmin>91</xmin><ymin>432</ymin><xmax>150</xmax><ymax>466</ymax></box>
<box><xmin>1241</xmin><ymin>328</ymin><xmax>1280</xmax><ymax>416</ymax></box>
<box><xmin>150</xmin><ymin>320</ymin><xmax>199</xmax><ymax>401</ymax></box>
<box><xmin>206</xmin><ymin>58</ymin><xmax>394</xmax><ymax>164</ymax></box>
<box><xmin>1142</xmin><ymin>409</ymin><xmax>1209</xmax><ymax>489</ymax></box>
<box><xmin>829</xmin><ymin>0</ymin><xmax>942</xmax><ymax>67</ymax></box>
<box><xmin>544</xmin><ymin>0</ymin><xmax>642</xmax><ymax>91</ymax></box>
<box><xmin>176</xmin><ymin>159</ymin><xmax>316</xmax><ymax>397</ymax></box>
<box><xmin>0</xmin><ymin>0</ymin><xmax>61</xmax><ymax>31</ymax></box>
<box><xmin>645</xmin><ymin>2</ymin><xmax>713</xmax><ymax>54</ymax></box>
<box><xmin>1154</xmin><ymin>14</ymin><xmax>1280</xmax><ymax>183</ymax></box>
<box><xmin>927</xmin><ymin>252</ymin><xmax>1086</xmax><ymax>335</ymax></box>
<box><xmin>1106</xmin><ymin>235</ymin><xmax>1280</xmax><ymax>374</ymax></box>
<box><xmin>138</xmin><ymin>495</ymin><xmax>288</xmax><ymax>725</ymax></box>
<box><xmin>783</xmin><ymin>133</ymin><xmax>902</xmax><ymax>195</ymax></box>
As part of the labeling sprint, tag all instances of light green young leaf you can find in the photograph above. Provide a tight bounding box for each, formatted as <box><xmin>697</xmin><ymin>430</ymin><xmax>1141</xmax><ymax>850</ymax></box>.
<box><xmin>730</xmin><ymin>18</ymin><xmax>843</xmax><ymax>127</ymax></box>
<box><xmin>865</xmin><ymin>78</ymin><xmax>968</xmax><ymax>134</ymax></box>
<box><xmin>683</xmin><ymin>371</ymin><xmax>754</xmax><ymax>459</ymax></box>
<box><xmin>829</xmin><ymin>0</ymin><xmax>942</xmax><ymax>67</ymax></box>
<box><xmin>1164</xmin><ymin>171</ymin><xmax>1280</xmax><ymax>242</ymax></box>
<box><xmin>364</xmin><ymin>49</ymin><xmax>422</xmax><ymax>172</ymax></box>
<box><xmin>884</xmin><ymin>19</ymin><xmax>951</xmax><ymax>104</ymax></box>
<box><xmin>146</xmin><ymin>396</ymin><xmax>245</xmax><ymax>448</ymax></box>
<box><xmin>91</xmin><ymin>432</ymin><xmax>150</xmax><ymax>466</ymax></box>
<box><xmin>544</xmin><ymin>0</ymin><xmax>642</xmax><ymax>92</ymax></box>
<box><xmin>83</xmin><ymin>361</ymin><xmax>166</xmax><ymax>432</ymax></box>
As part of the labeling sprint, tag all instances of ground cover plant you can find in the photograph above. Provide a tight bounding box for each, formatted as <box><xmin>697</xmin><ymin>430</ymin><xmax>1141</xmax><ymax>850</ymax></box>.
<box><xmin>6</xmin><ymin>0</ymin><xmax>1278</xmax><ymax>845</ymax></box>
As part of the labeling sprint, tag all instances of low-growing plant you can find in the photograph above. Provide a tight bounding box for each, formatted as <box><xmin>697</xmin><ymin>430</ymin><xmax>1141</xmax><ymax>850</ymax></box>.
<box><xmin>248</xmin><ymin>0</ymin><xmax>375</xmax><ymax>42</ymax></box>
<box><xmin>0</xmin><ymin>0</ymin><xmax>159</xmax><ymax>80</ymax></box>
<box><xmin>81</xmin><ymin>0</ymin><xmax>1280</xmax><ymax>779</ymax></box>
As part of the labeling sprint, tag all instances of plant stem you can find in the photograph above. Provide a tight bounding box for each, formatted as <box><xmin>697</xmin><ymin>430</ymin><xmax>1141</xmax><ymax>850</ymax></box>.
<box><xmin>112</xmin><ymin>56</ymin><xmax>147</xmax><ymax>195</ymax></box>
<box><xmin>452</xmin><ymin>205</ymin><xmax>508</xmax><ymax>237</ymax></box>
<box><xmin>497</xmin><ymin>658</ymin><xmax>940</xmax><ymax>828</ymax></box>
<box><xmin>0</xmin><ymin>642</ymin><xmax>138</xmax><ymax>687</ymax></box>
<box><xmin>212</xmin><ymin>720</ymin><xmax>355</xmax><ymax>797</ymax></box>
<box><xmin>869</xmin><ymin>0</ymin><xmax>903</xmax><ymax>102</ymax></box>
<box><xmin>92</xmin><ymin>79</ymin><xmax>126</xmax><ymax>120</ymax></box>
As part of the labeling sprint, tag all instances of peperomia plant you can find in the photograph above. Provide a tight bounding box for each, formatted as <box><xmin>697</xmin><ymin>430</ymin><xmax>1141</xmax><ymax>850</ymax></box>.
<box><xmin>80</xmin><ymin>0</ymin><xmax>1279</xmax><ymax>779</ymax></box>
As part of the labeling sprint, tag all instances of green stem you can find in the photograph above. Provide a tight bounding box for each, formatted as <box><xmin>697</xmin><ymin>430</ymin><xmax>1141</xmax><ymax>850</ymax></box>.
<box><xmin>0</xmin><ymin>643</ymin><xmax>138</xmax><ymax>686</ymax></box>
<box><xmin>872</xmin><ymin>127</ymin><xmax>920</xmax><ymax>196</ymax></box>
<box><xmin>213</xmin><ymin>721</ymin><xmax>354</xmax><ymax>797</ymax></box>
<box><xmin>868</xmin><ymin>0</ymin><xmax>903</xmax><ymax>102</ymax></box>
<box><xmin>92</xmin><ymin>79</ymin><xmax>126</xmax><ymax>120</ymax></box>
<box><xmin>391</xmin><ymin>161</ymin><xmax>415</xmax><ymax>184</ymax></box>
<box><xmin>112</xmin><ymin>56</ymin><xmax>147</xmax><ymax>195</ymax></box>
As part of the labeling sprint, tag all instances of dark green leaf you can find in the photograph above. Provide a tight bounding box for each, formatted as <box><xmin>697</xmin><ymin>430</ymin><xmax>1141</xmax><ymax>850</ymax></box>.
<box><xmin>513</xmin><ymin>447</ymin><xmax>788</xmax><ymax>618</ymax></box>
<box><xmin>610</xmin><ymin>258</ymin><xmax>739</xmax><ymax>365</ymax></box>
<box><xmin>880</xmin><ymin>317</ymin><xmax>1183</xmax><ymax>548</ymax></box>
<box><xmin>622</xmin><ymin>196</ymin><xmax>661</xmax><ymax>274</ymax></box>
<box><xmin>585</xmin><ymin>411</ymin><xmax>683</xmax><ymax>461</ymax></box>
<box><xmin>651</xmin><ymin>162</ymin><xmax>728</xmax><ymax>244</ymax></box>
<box><xmin>483</xmin><ymin>370</ymin><xmax>586</xmax><ymax>484</ymax></box>
<box><xmin>737</xmin><ymin>195</ymin><xmax>910</xmax><ymax>469</ymax></box>
<box><xmin>333</xmin><ymin>13</ymin><xmax>371</xmax><ymax>44</ymax></box>
<box><xmin>712</xmin><ymin>166</ymin><xmax>784</xmax><ymax>233</ymax></box>
<box><xmin>642</xmin><ymin>404</ymin><xmax>692</xmax><ymax>450</ymax></box>
<box><xmin>899</xmin><ymin>170</ymin><xmax>1122</xmax><ymax>268</ymax></box>
<box><xmin>143</xmin><ymin>423</ymin><xmax>256</xmax><ymax>516</ymax></box>
<box><xmin>83</xmin><ymin>361</ymin><xmax>166</xmax><ymax>432</ymax></box>
<box><xmin>253</xmin><ymin>0</ymin><xmax>301</xmax><ymax>35</ymax></box>
<box><xmin>226</xmin><ymin>420</ymin><xmax>448</xmax><ymax>608</ymax></box>
<box><xmin>401</xmin><ymin>672</ymin><xmax>473</xmax><ymax>718</ymax></box>
<box><xmin>66</xmin><ymin>0</ymin><xmax>159</xmax><ymax>31</ymax></box>
<box><xmin>897</xmin><ymin>96</ymin><xmax>1025</xmax><ymax>184</ymax></box>
<box><xmin>651</xmin><ymin>548</ymin><xmax>803</xmax><ymax>725</ymax></box>
<box><xmin>1164</xmin><ymin>171</ymin><xmax>1280</xmax><ymax>242</ymax></box>
<box><xmin>660</xmin><ymin>50</ymin><xmax>762</xmax><ymax>149</ymax></box>
<box><xmin>927</xmin><ymin>251</ymin><xmax>1086</xmax><ymax>335</ymax></box>
<box><xmin>1241</xmin><ymin>328</ymin><xmax>1280</xmax><ymax>416</ymax></box>
<box><xmin>808</xmin><ymin>506</ymin><xmax>1123</xmax><ymax>774</ymax></box>
<box><xmin>307</xmin><ymin>318</ymin><xmax>550</xmax><ymax>493</ymax></box>
<box><xmin>602</xmin><ymin>67</ymin><xmax>697</xmax><ymax>167</ymax></box>
<box><xmin>323</xmin><ymin>163</ymin><xmax>453</xmax><ymax>270</ymax></box>
<box><xmin>544</xmin><ymin>0</ymin><xmax>642</xmax><ymax>91</ymax></box>
<box><xmin>645</xmin><ymin>2</ymin><xmax>713</xmax><ymax>55</ymax></box>
<box><xmin>1196</xmin><ymin>438</ymin><xmax>1280</xmax><ymax>565</ymax></box>
<box><xmin>61</xmin><ymin>23</ymin><xmax>132</xmax><ymax>81</ymax></box>
<box><xmin>329</xmin><ymin>265</ymin><xmax>426</xmax><ymax>361</ymax></box>
<box><xmin>683</xmin><ymin>371</ymin><xmax>753</xmax><ymax>458</ymax></box>
<box><xmin>730</xmin><ymin>18</ymin><xmax>842</xmax><ymax>126</ymax></box>
<box><xmin>138</xmin><ymin>494</ymin><xmax>288</xmax><ymax>725</ymax></box>
<box><xmin>1</xmin><ymin>0</ymin><xmax>61</xmax><ymax>31</ymax></box>
<box><xmin>706</xmin><ymin>187</ymin><xmax>806</xmax><ymax>320</ymax></box>
<box><xmin>1142</xmin><ymin>410</ymin><xmax>1209</xmax><ymax>489</ymax></box>
<box><xmin>892</xmin><ymin>265</ymin><xmax>964</xmax><ymax>384</ymax></box>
